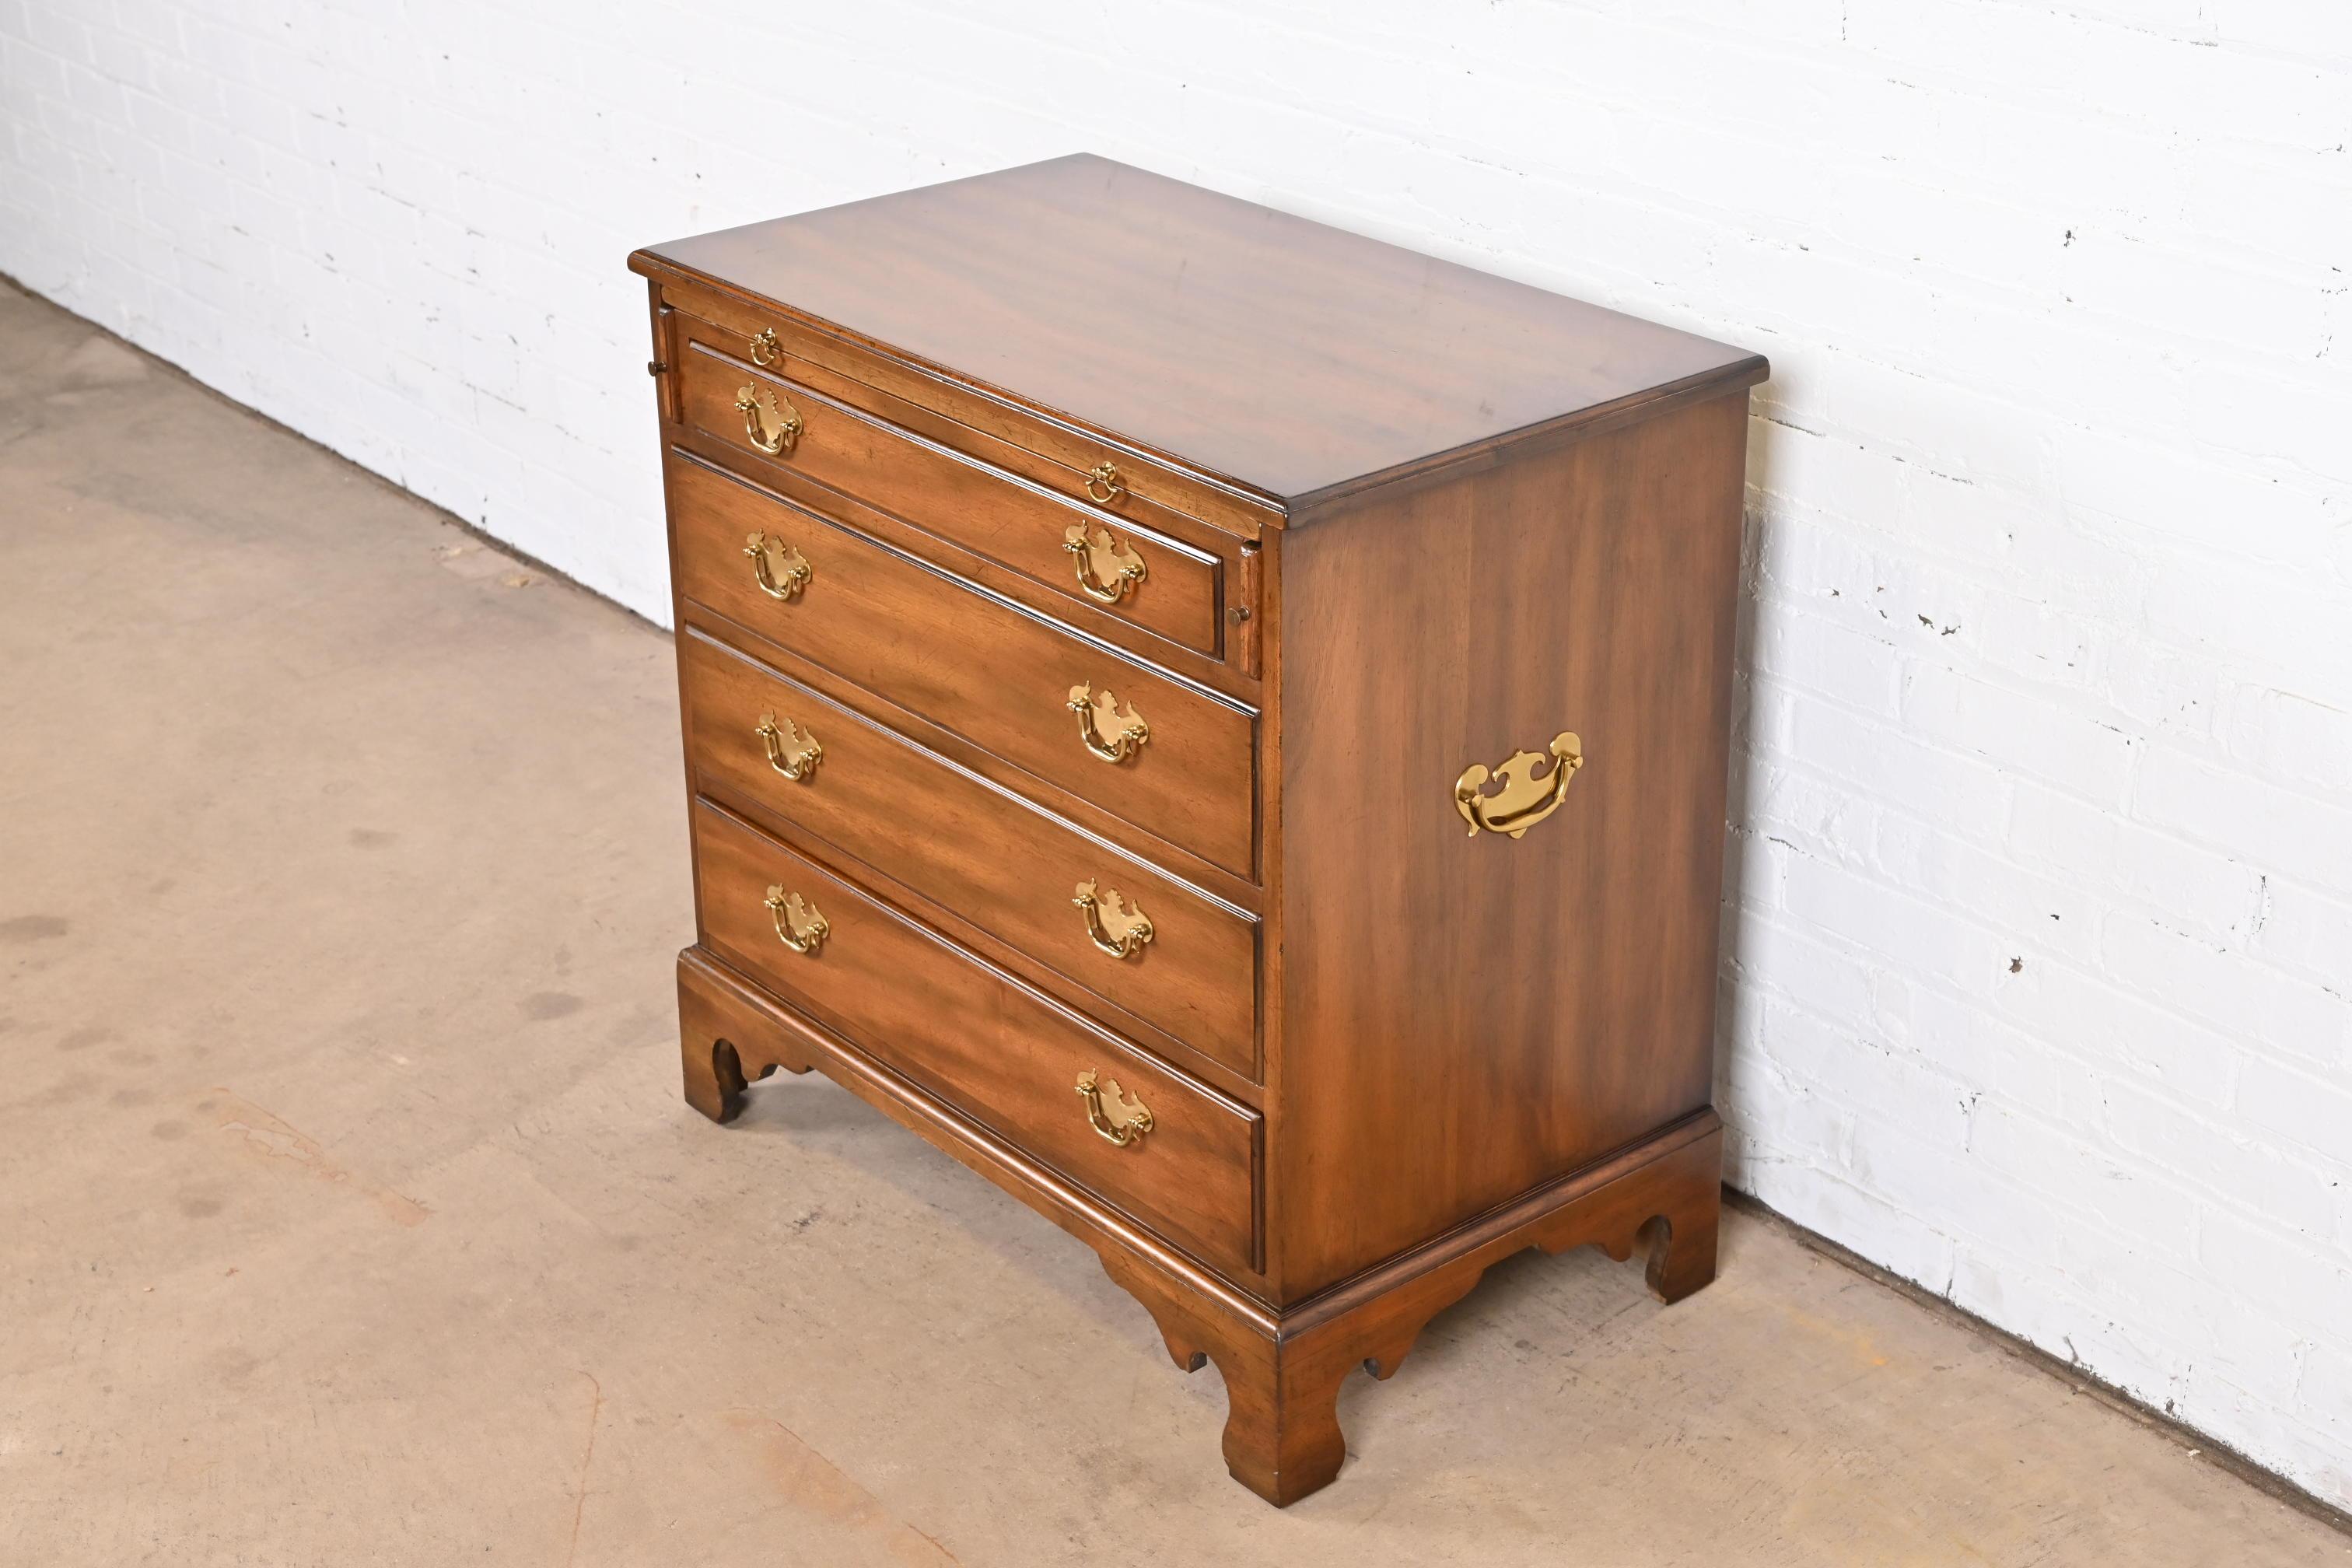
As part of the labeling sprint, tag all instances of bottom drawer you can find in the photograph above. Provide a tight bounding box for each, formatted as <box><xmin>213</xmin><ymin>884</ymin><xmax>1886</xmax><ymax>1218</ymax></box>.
<box><xmin>691</xmin><ymin>800</ymin><xmax>1260</xmax><ymax>1273</ymax></box>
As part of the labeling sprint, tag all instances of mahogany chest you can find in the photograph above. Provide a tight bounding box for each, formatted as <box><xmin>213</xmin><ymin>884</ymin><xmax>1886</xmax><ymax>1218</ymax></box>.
<box><xmin>630</xmin><ymin>155</ymin><xmax>1765</xmax><ymax>1505</ymax></box>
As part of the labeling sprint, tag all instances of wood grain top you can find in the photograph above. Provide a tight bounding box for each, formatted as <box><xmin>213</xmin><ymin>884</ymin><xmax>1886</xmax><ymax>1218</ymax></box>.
<box><xmin>631</xmin><ymin>155</ymin><xmax>1766</xmax><ymax>513</ymax></box>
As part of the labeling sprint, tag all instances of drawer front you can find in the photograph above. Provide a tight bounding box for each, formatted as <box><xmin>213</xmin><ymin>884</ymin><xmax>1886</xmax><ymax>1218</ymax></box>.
<box><xmin>656</xmin><ymin>281</ymin><xmax>1286</xmax><ymax>543</ymax></box>
<box><xmin>667</xmin><ymin>450</ymin><xmax>1257</xmax><ymax>879</ymax></box>
<box><xmin>693</xmin><ymin>800</ymin><xmax>1258</xmax><ymax>1272</ymax></box>
<box><xmin>676</xmin><ymin>319</ymin><xmax>1227</xmax><ymax>658</ymax></box>
<box><xmin>682</xmin><ymin>629</ymin><xmax>1260</xmax><ymax>1078</ymax></box>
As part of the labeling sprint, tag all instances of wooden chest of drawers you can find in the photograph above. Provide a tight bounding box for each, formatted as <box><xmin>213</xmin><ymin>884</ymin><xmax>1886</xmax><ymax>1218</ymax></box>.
<box><xmin>631</xmin><ymin>155</ymin><xmax>1766</xmax><ymax>1505</ymax></box>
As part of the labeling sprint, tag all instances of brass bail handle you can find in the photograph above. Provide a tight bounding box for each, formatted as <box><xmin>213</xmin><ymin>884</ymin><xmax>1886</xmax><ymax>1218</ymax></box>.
<box><xmin>1084</xmin><ymin>460</ymin><xmax>1126</xmax><ymax>506</ymax></box>
<box><xmin>1454</xmin><ymin>732</ymin><xmax>1584</xmax><ymax>839</ymax></box>
<box><xmin>735</xmin><ymin>383</ymin><xmax>803</xmax><ymax>456</ymax></box>
<box><xmin>743</xmin><ymin>533</ymin><xmax>811</xmax><ymax>600</ymax></box>
<box><xmin>754</xmin><ymin>712</ymin><xmax>821</xmax><ymax>782</ymax></box>
<box><xmin>1073</xmin><ymin>879</ymin><xmax>1153</xmax><ymax>958</ymax></box>
<box><xmin>1062</xmin><ymin>523</ymin><xmax>1146</xmax><ymax>604</ymax></box>
<box><xmin>763</xmin><ymin>885</ymin><xmax>828</xmax><ymax>955</ymax></box>
<box><xmin>1067</xmin><ymin>684</ymin><xmax>1149</xmax><ymax>762</ymax></box>
<box><xmin>1075</xmin><ymin>1069</ymin><xmax>1153</xmax><ymax>1147</ymax></box>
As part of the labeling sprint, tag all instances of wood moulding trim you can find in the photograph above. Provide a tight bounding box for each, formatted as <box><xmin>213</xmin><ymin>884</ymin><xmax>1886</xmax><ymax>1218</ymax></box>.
<box><xmin>678</xmin><ymin>945</ymin><xmax>1722</xmax><ymax>1505</ymax></box>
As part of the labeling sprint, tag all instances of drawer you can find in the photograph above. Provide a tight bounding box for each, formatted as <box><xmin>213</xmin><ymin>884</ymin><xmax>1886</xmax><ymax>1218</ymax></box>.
<box><xmin>674</xmin><ymin>315</ymin><xmax>1228</xmax><ymax>659</ymax></box>
<box><xmin>667</xmin><ymin>449</ymin><xmax>1258</xmax><ymax>879</ymax></box>
<box><xmin>692</xmin><ymin>799</ymin><xmax>1259</xmax><ymax>1274</ymax></box>
<box><xmin>681</xmin><ymin>628</ymin><xmax>1260</xmax><ymax>1079</ymax></box>
<box><xmin>655</xmin><ymin>282</ymin><xmax>1286</xmax><ymax>543</ymax></box>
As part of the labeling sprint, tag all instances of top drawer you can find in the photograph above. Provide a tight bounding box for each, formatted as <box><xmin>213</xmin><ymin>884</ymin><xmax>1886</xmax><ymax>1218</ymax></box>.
<box><xmin>673</xmin><ymin>313</ymin><xmax>1230</xmax><ymax>660</ymax></box>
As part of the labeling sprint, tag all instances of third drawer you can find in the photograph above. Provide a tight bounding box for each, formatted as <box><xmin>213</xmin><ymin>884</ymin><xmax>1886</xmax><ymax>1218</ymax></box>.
<box><xmin>681</xmin><ymin>625</ymin><xmax>1261</xmax><ymax>1080</ymax></box>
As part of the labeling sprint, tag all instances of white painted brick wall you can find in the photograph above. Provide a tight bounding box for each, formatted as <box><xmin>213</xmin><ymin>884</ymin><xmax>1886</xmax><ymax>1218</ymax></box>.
<box><xmin>5</xmin><ymin>0</ymin><xmax>2348</xmax><ymax>1511</ymax></box>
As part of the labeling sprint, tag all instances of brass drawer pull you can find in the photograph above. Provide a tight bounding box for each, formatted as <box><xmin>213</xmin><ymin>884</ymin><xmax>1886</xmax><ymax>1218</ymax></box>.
<box><xmin>735</xmin><ymin>383</ymin><xmax>803</xmax><ymax>455</ymax></box>
<box><xmin>1073</xmin><ymin>879</ymin><xmax>1153</xmax><ymax>957</ymax></box>
<box><xmin>748</xmin><ymin>327</ymin><xmax>782</xmax><ymax>366</ymax></box>
<box><xmin>1075</xmin><ymin>1069</ymin><xmax>1153</xmax><ymax>1147</ymax></box>
<box><xmin>754</xmin><ymin>712</ymin><xmax>821</xmax><ymax>782</ymax></box>
<box><xmin>743</xmin><ymin>532</ymin><xmax>810</xmax><ymax>600</ymax></box>
<box><xmin>1067</xmin><ymin>684</ymin><xmax>1149</xmax><ymax>762</ymax></box>
<box><xmin>763</xmin><ymin>885</ymin><xmax>828</xmax><ymax>955</ymax></box>
<box><xmin>1084</xmin><ymin>460</ymin><xmax>1125</xmax><ymax>505</ymax></box>
<box><xmin>1062</xmin><ymin>523</ymin><xmax>1147</xmax><ymax>604</ymax></box>
<box><xmin>1455</xmin><ymin>732</ymin><xmax>1584</xmax><ymax>839</ymax></box>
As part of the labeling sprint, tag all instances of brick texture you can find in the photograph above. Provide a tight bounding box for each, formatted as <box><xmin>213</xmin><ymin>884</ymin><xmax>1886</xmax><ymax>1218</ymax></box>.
<box><xmin>3</xmin><ymin>0</ymin><xmax>2347</xmax><ymax>1512</ymax></box>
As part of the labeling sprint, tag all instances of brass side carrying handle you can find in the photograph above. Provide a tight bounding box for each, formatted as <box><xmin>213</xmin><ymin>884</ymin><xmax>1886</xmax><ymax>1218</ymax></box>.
<box><xmin>1073</xmin><ymin>879</ymin><xmax>1153</xmax><ymax>958</ymax></box>
<box><xmin>1062</xmin><ymin>523</ymin><xmax>1147</xmax><ymax>604</ymax></box>
<box><xmin>735</xmin><ymin>383</ymin><xmax>803</xmax><ymax>455</ymax></box>
<box><xmin>748</xmin><ymin>327</ymin><xmax>782</xmax><ymax>366</ymax></box>
<box><xmin>743</xmin><ymin>532</ymin><xmax>810</xmax><ymax>600</ymax></box>
<box><xmin>1075</xmin><ymin>1069</ymin><xmax>1153</xmax><ymax>1147</ymax></box>
<box><xmin>1067</xmin><ymin>684</ymin><xmax>1149</xmax><ymax>762</ymax></box>
<box><xmin>1084</xmin><ymin>460</ymin><xmax>1125</xmax><ymax>506</ymax></box>
<box><xmin>762</xmin><ymin>885</ymin><xmax>828</xmax><ymax>955</ymax></box>
<box><xmin>1455</xmin><ymin>732</ymin><xmax>1584</xmax><ymax>839</ymax></box>
<box><xmin>754</xmin><ymin>712</ymin><xmax>821</xmax><ymax>782</ymax></box>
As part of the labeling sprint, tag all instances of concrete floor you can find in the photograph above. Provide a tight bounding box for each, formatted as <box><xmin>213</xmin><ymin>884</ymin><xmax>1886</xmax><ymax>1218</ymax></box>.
<box><xmin>0</xmin><ymin>281</ymin><xmax>2344</xmax><ymax>1567</ymax></box>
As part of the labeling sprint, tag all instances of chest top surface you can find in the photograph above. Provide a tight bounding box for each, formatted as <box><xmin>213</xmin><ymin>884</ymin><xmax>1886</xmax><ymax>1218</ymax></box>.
<box><xmin>632</xmin><ymin>155</ymin><xmax>1764</xmax><ymax>510</ymax></box>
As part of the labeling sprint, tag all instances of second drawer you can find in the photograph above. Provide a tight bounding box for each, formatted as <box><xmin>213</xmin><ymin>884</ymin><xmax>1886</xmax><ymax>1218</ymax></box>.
<box><xmin>681</xmin><ymin>627</ymin><xmax>1260</xmax><ymax>1079</ymax></box>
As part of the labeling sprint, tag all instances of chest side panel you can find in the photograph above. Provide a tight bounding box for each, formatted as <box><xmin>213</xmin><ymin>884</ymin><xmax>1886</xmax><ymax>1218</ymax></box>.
<box><xmin>1269</xmin><ymin>394</ymin><xmax>1752</xmax><ymax>1298</ymax></box>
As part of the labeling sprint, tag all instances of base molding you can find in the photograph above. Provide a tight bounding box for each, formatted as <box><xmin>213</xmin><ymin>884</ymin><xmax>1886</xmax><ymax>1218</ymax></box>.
<box><xmin>1103</xmin><ymin>1114</ymin><xmax>1720</xmax><ymax>1503</ymax></box>
<box><xmin>677</xmin><ymin>945</ymin><xmax>1722</xmax><ymax>1506</ymax></box>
